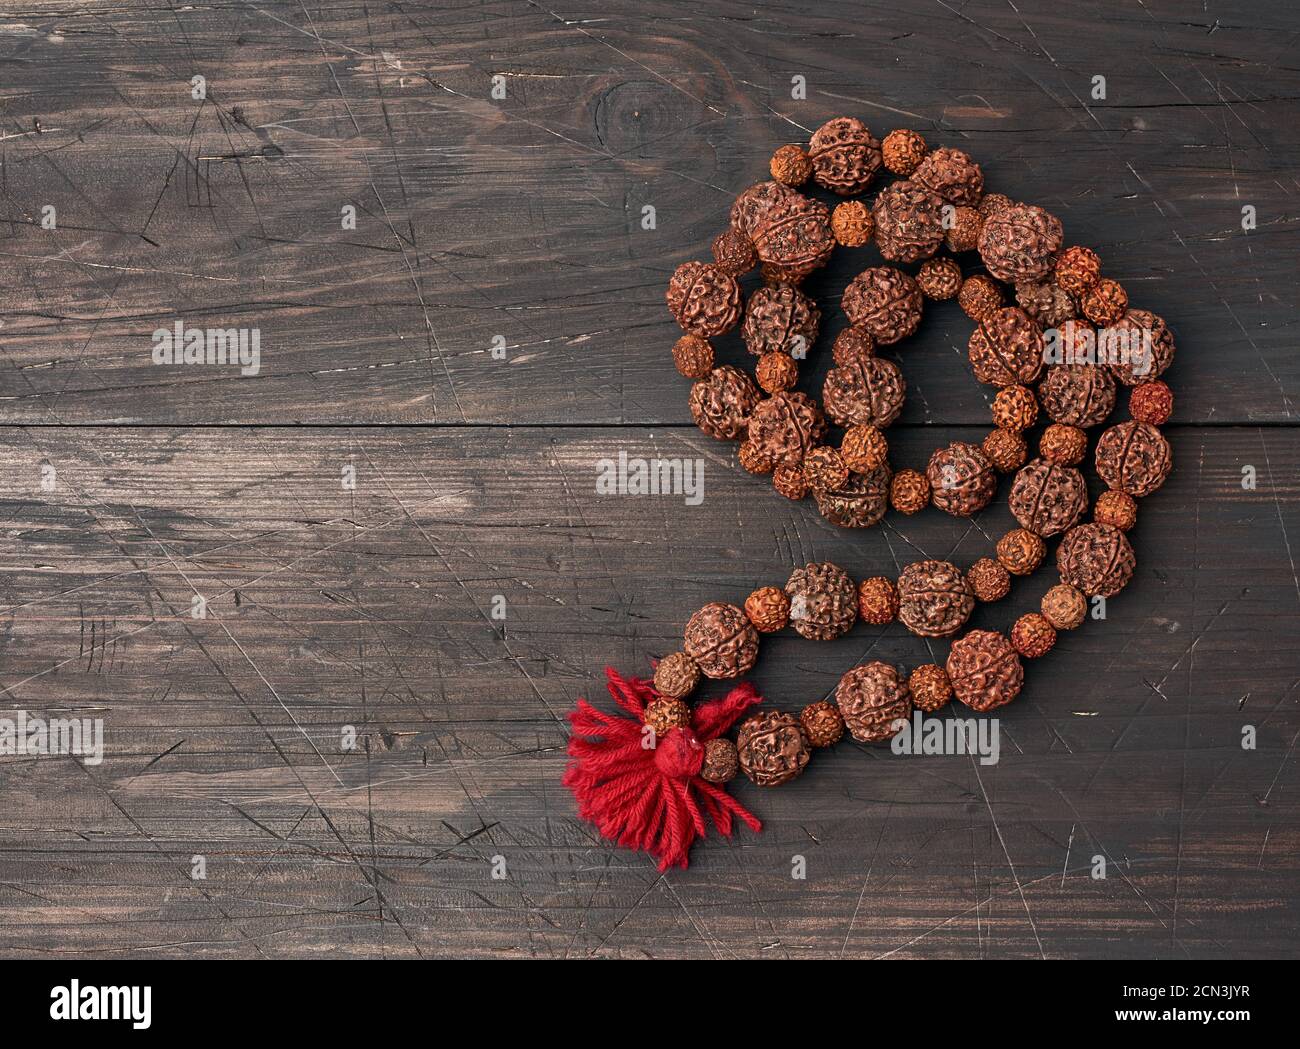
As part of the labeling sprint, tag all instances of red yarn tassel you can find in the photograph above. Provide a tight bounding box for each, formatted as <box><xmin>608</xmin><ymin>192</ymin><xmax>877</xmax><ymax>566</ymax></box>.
<box><xmin>564</xmin><ymin>667</ymin><xmax>763</xmax><ymax>870</ymax></box>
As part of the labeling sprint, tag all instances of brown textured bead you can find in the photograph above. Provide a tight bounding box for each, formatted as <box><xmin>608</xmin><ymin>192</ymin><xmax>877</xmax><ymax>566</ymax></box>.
<box><xmin>773</xmin><ymin>463</ymin><xmax>809</xmax><ymax>500</ymax></box>
<box><xmin>992</xmin><ymin>384</ymin><xmax>1039</xmax><ymax>432</ymax></box>
<box><xmin>978</xmin><ymin>192</ymin><xmax>1015</xmax><ymax>219</ymax></box>
<box><xmin>744</xmin><ymin>586</ymin><xmax>791</xmax><ymax>633</ymax></box>
<box><xmin>746</xmin><ymin>390</ymin><xmax>827</xmax><ymax>466</ymax></box>
<box><xmin>785</xmin><ymin>562</ymin><xmax>858</xmax><ymax>641</ymax></box>
<box><xmin>917</xmin><ymin>257</ymin><xmax>963</xmax><ymax>300</ymax></box>
<box><xmin>731</xmin><ymin>181</ymin><xmax>800</xmax><ymax>237</ymax></box>
<box><xmin>684</xmin><ymin>602</ymin><xmax>760</xmax><ymax>679</ymax></box>
<box><xmin>1041</xmin><ymin>583</ymin><xmax>1087</xmax><ymax>630</ymax></box>
<box><xmin>913</xmin><ymin>147</ymin><xmax>984</xmax><ymax>206</ymax></box>
<box><xmin>1011</xmin><ymin>613</ymin><xmax>1057</xmax><ymax>659</ymax></box>
<box><xmin>978</xmin><ymin>203</ymin><xmax>1063</xmax><ymax>284</ymax></box>
<box><xmin>809</xmin><ymin>116</ymin><xmax>882</xmax><ymax>195</ymax></box>
<box><xmin>736</xmin><ymin>711</ymin><xmax>810</xmax><ymax>787</ymax></box>
<box><xmin>689</xmin><ymin>365</ymin><xmax>759</xmax><ymax>440</ymax></box>
<box><xmin>983</xmin><ymin>427</ymin><xmax>1028</xmax><ymax>473</ymax></box>
<box><xmin>1102</xmin><ymin>309</ymin><xmax>1175</xmax><ymax>386</ymax></box>
<box><xmin>1038</xmin><ymin>363</ymin><xmax>1117</xmax><ymax>428</ymax></box>
<box><xmin>946</xmin><ymin>630</ymin><xmax>1024</xmax><ymax>712</ymax></box>
<box><xmin>832</xmin><ymin>324</ymin><xmax>876</xmax><ymax>365</ymax></box>
<box><xmin>653</xmin><ymin>652</ymin><xmax>701</xmax><ymax>700</ymax></box>
<box><xmin>1054</xmin><ymin>246</ymin><xmax>1102</xmax><ymax>295</ymax></box>
<box><xmin>738</xmin><ymin>440</ymin><xmax>774</xmax><ymax>474</ymax></box>
<box><xmin>815</xmin><ymin>464</ymin><xmax>891</xmax><ymax>528</ymax></box>
<box><xmin>944</xmin><ymin>205</ymin><xmax>983</xmax><ymax>253</ymax></box>
<box><xmin>1094</xmin><ymin>489</ymin><xmax>1137</xmax><ymax>532</ymax></box>
<box><xmin>1041</xmin><ymin>423</ymin><xmax>1088</xmax><ymax>466</ymax></box>
<box><xmin>756</xmin><ymin>352</ymin><xmax>798</xmax><ymax>394</ymax></box>
<box><xmin>835</xmin><ymin>662</ymin><xmax>912</xmax><ymax>743</ymax></box>
<box><xmin>890</xmin><ymin>468</ymin><xmax>930</xmax><ymax>515</ymax></box>
<box><xmin>823</xmin><ymin>354</ymin><xmax>906</xmax><ymax>429</ymax></box>
<box><xmin>997</xmin><ymin>527</ymin><xmax>1047</xmax><ymax>576</ymax></box>
<box><xmin>749</xmin><ymin>191</ymin><xmax>835</xmax><ymax>282</ymax></box>
<box><xmin>743</xmin><ymin>283</ymin><xmax>820</xmax><ymax>358</ymax></box>
<box><xmin>804</xmin><ymin>446</ymin><xmax>850</xmax><ymax>492</ymax></box>
<box><xmin>872</xmin><ymin>180</ymin><xmax>946</xmax><ymax>263</ymax></box>
<box><xmin>897</xmin><ymin>560</ymin><xmax>975</xmax><ymax>638</ymax></box>
<box><xmin>1015</xmin><ymin>280</ymin><xmax>1077</xmax><ymax>329</ymax></box>
<box><xmin>881</xmin><ymin>128</ymin><xmax>927</xmax><ymax>176</ymax></box>
<box><xmin>770</xmin><ymin>144</ymin><xmax>813</xmax><ymax>186</ymax></box>
<box><xmin>644</xmin><ymin>696</ymin><xmax>691</xmax><ymax>736</ymax></box>
<box><xmin>667</xmin><ymin>261</ymin><xmax>743</xmax><ymax>337</ymax></box>
<box><xmin>1095</xmin><ymin>420</ymin><xmax>1173</xmax><ymax>497</ymax></box>
<box><xmin>842</xmin><ymin>266</ymin><xmax>924</xmax><ymax>345</ymax></box>
<box><xmin>927</xmin><ymin>441</ymin><xmax>996</xmax><ymax>517</ymax></box>
<box><xmin>831</xmin><ymin>200</ymin><xmax>874</xmax><ymax>247</ymax></box>
<box><xmin>967</xmin><ymin>558</ymin><xmax>1011</xmax><ymax>602</ymax></box>
<box><xmin>700</xmin><ymin>738</ymin><xmax>739</xmax><ymax>784</ymax></box>
<box><xmin>711</xmin><ymin>227</ymin><xmax>758</xmax><ymax>277</ymax></box>
<box><xmin>1131</xmin><ymin>380</ymin><xmax>1173</xmax><ymax>426</ymax></box>
<box><xmin>968</xmin><ymin>306</ymin><xmax>1045</xmax><ymax>387</ymax></box>
<box><xmin>957</xmin><ymin>274</ymin><xmax>1004</xmax><ymax>322</ymax></box>
<box><xmin>1081</xmin><ymin>278</ymin><xmax>1128</xmax><ymax>326</ymax></box>
<box><xmin>800</xmin><ymin>700</ymin><xmax>845</xmax><ymax>748</ymax></box>
<box><xmin>857</xmin><ymin>576</ymin><xmax>899</xmax><ymax>625</ymax></box>
<box><xmin>672</xmin><ymin>334</ymin><xmax>714</xmax><ymax>379</ymax></box>
<box><xmin>909</xmin><ymin>664</ymin><xmax>953</xmax><ymax>713</ymax></box>
<box><xmin>1057</xmin><ymin>523</ymin><xmax>1136</xmax><ymax>598</ymax></box>
<box><xmin>840</xmin><ymin>424</ymin><xmax>889</xmax><ymax>474</ymax></box>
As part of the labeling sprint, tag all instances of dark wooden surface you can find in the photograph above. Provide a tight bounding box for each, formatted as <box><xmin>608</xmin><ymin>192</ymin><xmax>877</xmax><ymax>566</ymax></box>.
<box><xmin>0</xmin><ymin>0</ymin><xmax>1297</xmax><ymax>958</ymax></box>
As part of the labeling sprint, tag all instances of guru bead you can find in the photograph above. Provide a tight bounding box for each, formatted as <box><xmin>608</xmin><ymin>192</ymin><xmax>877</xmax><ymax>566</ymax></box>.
<box><xmin>667</xmin><ymin>261</ymin><xmax>743</xmax><ymax>337</ymax></box>
<box><xmin>809</xmin><ymin>116</ymin><xmax>883</xmax><ymax>195</ymax></box>
<box><xmin>744</xmin><ymin>586</ymin><xmax>791</xmax><ymax>633</ymax></box>
<box><xmin>654</xmin><ymin>652</ymin><xmax>701</xmax><ymax>700</ymax></box>
<box><xmin>684</xmin><ymin>601</ymin><xmax>760</xmax><ymax>678</ymax></box>
<box><xmin>835</xmin><ymin>662</ymin><xmax>912</xmax><ymax>743</ymax></box>
<box><xmin>800</xmin><ymin>700</ymin><xmax>845</xmax><ymax>748</ymax></box>
<box><xmin>672</xmin><ymin>334</ymin><xmax>714</xmax><ymax>379</ymax></box>
<box><xmin>736</xmin><ymin>711</ymin><xmax>810</xmax><ymax>786</ymax></box>
<box><xmin>946</xmin><ymin>630</ymin><xmax>1024</xmax><ymax>712</ymax></box>
<box><xmin>786</xmin><ymin>562</ymin><xmax>859</xmax><ymax>640</ymax></box>
<box><xmin>689</xmin><ymin>365</ymin><xmax>760</xmax><ymax>440</ymax></box>
<box><xmin>831</xmin><ymin>200</ymin><xmax>874</xmax><ymax>247</ymax></box>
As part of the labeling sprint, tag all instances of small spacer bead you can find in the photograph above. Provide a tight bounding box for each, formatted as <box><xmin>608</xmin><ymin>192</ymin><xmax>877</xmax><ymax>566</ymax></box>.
<box><xmin>917</xmin><ymin>257</ymin><xmax>963</xmax><ymax>300</ymax></box>
<box><xmin>881</xmin><ymin>128</ymin><xmax>927</xmax><ymax>176</ymax></box>
<box><xmin>1041</xmin><ymin>583</ymin><xmax>1087</xmax><ymax>630</ymax></box>
<box><xmin>1094</xmin><ymin>489</ymin><xmax>1137</xmax><ymax>531</ymax></box>
<box><xmin>967</xmin><ymin>557</ymin><xmax>1011</xmax><ymax>602</ymax></box>
<box><xmin>857</xmin><ymin>576</ymin><xmax>899</xmax><ymax>625</ymax></box>
<box><xmin>800</xmin><ymin>700</ymin><xmax>845</xmax><ymax>747</ymax></box>
<box><xmin>744</xmin><ymin>586</ymin><xmax>791</xmax><ymax>633</ymax></box>
<box><xmin>644</xmin><ymin>696</ymin><xmax>692</xmax><ymax>735</ymax></box>
<box><xmin>909</xmin><ymin>663</ymin><xmax>953</xmax><ymax>713</ymax></box>
<box><xmin>840</xmin><ymin>424</ymin><xmax>889</xmax><ymax>474</ymax></box>
<box><xmin>1081</xmin><ymin>278</ymin><xmax>1128</xmax><ymax>325</ymax></box>
<box><xmin>653</xmin><ymin>652</ymin><xmax>701</xmax><ymax>700</ymax></box>
<box><xmin>1130</xmin><ymin>380</ymin><xmax>1173</xmax><ymax>426</ymax></box>
<box><xmin>1040</xmin><ymin>423</ymin><xmax>1088</xmax><ymax>466</ymax></box>
<box><xmin>738</xmin><ymin>440</ymin><xmax>775</xmax><ymax>474</ymax></box>
<box><xmin>958</xmin><ymin>274</ymin><xmax>1004</xmax><ymax>322</ymax></box>
<box><xmin>804</xmin><ymin>445</ymin><xmax>850</xmax><ymax>492</ymax></box>
<box><xmin>756</xmin><ymin>351</ymin><xmax>798</xmax><ymax>393</ymax></box>
<box><xmin>773</xmin><ymin>463</ymin><xmax>809</xmax><ymax>500</ymax></box>
<box><xmin>831</xmin><ymin>200</ymin><xmax>874</xmax><ymax>247</ymax></box>
<box><xmin>890</xmin><ymin>468</ymin><xmax>931</xmax><ymax>514</ymax></box>
<box><xmin>992</xmin><ymin>384</ymin><xmax>1039</xmax><ymax>432</ymax></box>
<box><xmin>1011</xmin><ymin>612</ymin><xmax>1056</xmax><ymax>658</ymax></box>
<box><xmin>770</xmin><ymin>144</ymin><xmax>812</xmax><ymax>186</ymax></box>
<box><xmin>983</xmin><ymin>427</ymin><xmax>1028</xmax><ymax>473</ymax></box>
<box><xmin>672</xmin><ymin>334</ymin><xmax>714</xmax><ymax>379</ymax></box>
<box><xmin>997</xmin><ymin>528</ymin><xmax>1047</xmax><ymax>576</ymax></box>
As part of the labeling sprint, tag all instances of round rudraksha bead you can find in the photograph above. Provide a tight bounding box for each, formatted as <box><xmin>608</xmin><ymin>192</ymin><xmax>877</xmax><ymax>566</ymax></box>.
<box><xmin>654</xmin><ymin>652</ymin><xmax>701</xmax><ymax>700</ymax></box>
<box><xmin>957</xmin><ymin>274</ymin><xmax>1004</xmax><ymax>322</ymax></box>
<box><xmin>890</xmin><ymin>468</ymin><xmax>930</xmax><ymax>515</ymax></box>
<box><xmin>809</xmin><ymin>116</ymin><xmax>883</xmax><ymax>195</ymax></box>
<box><xmin>667</xmin><ymin>261</ymin><xmax>743</xmax><ymax>337</ymax></box>
<box><xmin>743</xmin><ymin>283</ymin><xmax>820</xmax><ymax>358</ymax></box>
<box><xmin>944</xmin><ymin>205</ymin><xmax>983</xmax><ymax>254</ymax></box>
<box><xmin>773</xmin><ymin>463</ymin><xmax>809</xmax><ymax>500</ymax></box>
<box><xmin>684</xmin><ymin>602</ymin><xmax>760</xmax><ymax>679</ymax></box>
<box><xmin>1094</xmin><ymin>489</ymin><xmax>1137</xmax><ymax>532</ymax></box>
<box><xmin>838</xmin><ymin>426</ymin><xmax>887</xmax><ymax>478</ymax></box>
<box><xmin>917</xmin><ymin>257</ymin><xmax>963</xmax><ymax>300</ymax></box>
<box><xmin>1011</xmin><ymin>613</ymin><xmax>1056</xmax><ymax>659</ymax></box>
<box><xmin>968</xmin><ymin>306</ymin><xmax>1045</xmax><ymax>387</ymax></box>
<box><xmin>711</xmin><ymin>227</ymin><xmax>758</xmax><ymax>276</ymax></box>
<box><xmin>946</xmin><ymin>630</ymin><xmax>1024</xmax><ymax>712</ymax></box>
<box><xmin>1054</xmin><ymin>246</ymin><xmax>1102</xmax><ymax>296</ymax></box>
<box><xmin>881</xmin><ymin>128</ymin><xmax>927</xmax><ymax>176</ymax></box>
<box><xmin>1081</xmin><ymin>278</ymin><xmax>1128</xmax><ymax>326</ymax></box>
<box><xmin>700</xmin><ymin>738</ymin><xmax>740</xmax><ymax>784</ymax></box>
<box><xmin>927</xmin><ymin>441</ymin><xmax>996</xmax><ymax>517</ymax></box>
<box><xmin>1038</xmin><ymin>363</ymin><xmax>1116</xmax><ymax>428</ymax></box>
<box><xmin>750</xmin><ymin>193</ymin><xmax>835</xmax><ymax>282</ymax></box>
<box><xmin>1057</xmin><ymin>523</ymin><xmax>1136</xmax><ymax>597</ymax></box>
<box><xmin>978</xmin><ymin>192</ymin><xmax>1015</xmax><ymax>219</ymax></box>
<box><xmin>872</xmin><ymin>180</ymin><xmax>946</xmax><ymax>263</ymax></box>
<box><xmin>756</xmin><ymin>352</ymin><xmax>798</xmax><ymax>394</ymax></box>
<box><xmin>644</xmin><ymin>696</ymin><xmax>691</xmax><ymax>736</ymax></box>
<box><xmin>744</xmin><ymin>586</ymin><xmax>791</xmax><ymax>633</ymax></box>
<box><xmin>831</xmin><ymin>200</ymin><xmax>874</xmax><ymax>247</ymax></box>
<box><xmin>983</xmin><ymin>427</ymin><xmax>1028</xmax><ymax>473</ymax></box>
<box><xmin>1131</xmin><ymin>380</ymin><xmax>1173</xmax><ymax>426</ymax></box>
<box><xmin>823</xmin><ymin>355</ymin><xmax>906</xmax><ymax>430</ymax></box>
<box><xmin>1015</xmin><ymin>280</ymin><xmax>1077</xmax><ymax>329</ymax></box>
<box><xmin>746</xmin><ymin>390</ymin><xmax>827</xmax><ymax>467</ymax></box>
<box><xmin>736</xmin><ymin>711</ymin><xmax>810</xmax><ymax>787</ymax></box>
<box><xmin>992</xmin><ymin>384</ymin><xmax>1039</xmax><ymax>432</ymax></box>
<box><xmin>912</xmin><ymin>147</ymin><xmax>984</xmax><ymax>206</ymax></box>
<box><xmin>1009</xmin><ymin>458</ymin><xmax>1088</xmax><ymax>537</ymax></box>
<box><xmin>842</xmin><ymin>266</ymin><xmax>924</xmax><ymax>345</ymax></box>
<box><xmin>967</xmin><ymin>557</ymin><xmax>1011</xmax><ymax>602</ymax></box>
<box><xmin>1041</xmin><ymin>423</ymin><xmax>1088</xmax><ymax>466</ymax></box>
<box><xmin>672</xmin><ymin>334</ymin><xmax>714</xmax><ymax>379</ymax></box>
<box><xmin>738</xmin><ymin>440</ymin><xmax>775</xmax><ymax>474</ymax></box>
<box><xmin>770</xmin><ymin>144</ymin><xmax>812</xmax><ymax>186</ymax></box>
<box><xmin>978</xmin><ymin>203</ymin><xmax>1063</xmax><ymax>284</ymax></box>
<box><xmin>897</xmin><ymin>559</ymin><xmax>975</xmax><ymax>638</ymax></box>
<box><xmin>731</xmin><ymin>180</ymin><xmax>799</xmax><ymax>237</ymax></box>
<box><xmin>804</xmin><ymin>446</ymin><xmax>850</xmax><ymax>492</ymax></box>
<box><xmin>1102</xmin><ymin>309</ymin><xmax>1175</xmax><ymax>386</ymax></box>
<box><xmin>833</xmin><ymin>324</ymin><xmax>876</xmax><ymax>365</ymax></box>
<box><xmin>835</xmin><ymin>662</ymin><xmax>911</xmax><ymax>743</ymax></box>
<box><xmin>689</xmin><ymin>365</ymin><xmax>759</xmax><ymax>440</ymax></box>
<box><xmin>814</xmin><ymin>464</ymin><xmax>891</xmax><ymax>528</ymax></box>
<box><xmin>997</xmin><ymin>527</ymin><xmax>1046</xmax><ymax>576</ymax></box>
<box><xmin>786</xmin><ymin>562</ymin><xmax>859</xmax><ymax>641</ymax></box>
<box><xmin>1041</xmin><ymin>583</ymin><xmax>1087</xmax><ymax>630</ymax></box>
<box><xmin>800</xmin><ymin>700</ymin><xmax>845</xmax><ymax>748</ymax></box>
<box><xmin>857</xmin><ymin>576</ymin><xmax>899</xmax><ymax>625</ymax></box>
<box><xmin>909</xmin><ymin>663</ymin><xmax>953</xmax><ymax>713</ymax></box>
<box><xmin>1095</xmin><ymin>420</ymin><xmax>1173</xmax><ymax>497</ymax></box>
